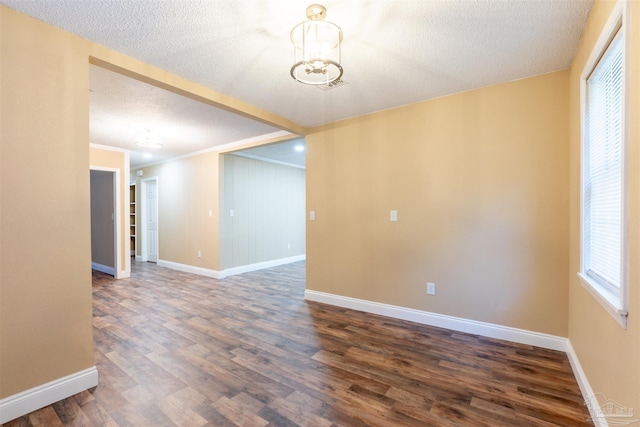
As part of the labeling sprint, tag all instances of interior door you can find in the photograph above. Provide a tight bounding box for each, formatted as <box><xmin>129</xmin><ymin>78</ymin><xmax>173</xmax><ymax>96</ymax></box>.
<box><xmin>146</xmin><ymin>180</ymin><xmax>158</xmax><ymax>262</ymax></box>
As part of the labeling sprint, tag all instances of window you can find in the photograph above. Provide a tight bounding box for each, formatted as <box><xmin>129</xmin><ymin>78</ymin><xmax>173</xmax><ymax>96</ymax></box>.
<box><xmin>579</xmin><ymin>2</ymin><xmax>628</xmax><ymax>328</ymax></box>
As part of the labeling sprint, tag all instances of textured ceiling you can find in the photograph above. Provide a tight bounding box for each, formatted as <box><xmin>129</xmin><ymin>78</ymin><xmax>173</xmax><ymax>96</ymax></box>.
<box><xmin>2</xmin><ymin>0</ymin><xmax>594</xmax><ymax>166</ymax></box>
<box><xmin>89</xmin><ymin>65</ymin><xmax>284</xmax><ymax>167</ymax></box>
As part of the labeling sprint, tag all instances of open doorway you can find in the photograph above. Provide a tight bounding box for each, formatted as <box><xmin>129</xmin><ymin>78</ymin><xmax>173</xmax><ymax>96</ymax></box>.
<box><xmin>89</xmin><ymin>64</ymin><xmax>297</xmax><ymax>274</ymax></box>
<box><xmin>220</xmin><ymin>139</ymin><xmax>306</xmax><ymax>272</ymax></box>
<box><xmin>90</xmin><ymin>169</ymin><xmax>119</xmax><ymax>276</ymax></box>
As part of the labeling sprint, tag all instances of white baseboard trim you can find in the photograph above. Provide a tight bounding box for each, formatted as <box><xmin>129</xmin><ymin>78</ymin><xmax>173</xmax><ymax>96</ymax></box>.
<box><xmin>92</xmin><ymin>263</ymin><xmax>129</xmax><ymax>279</ymax></box>
<box><xmin>157</xmin><ymin>259</ymin><xmax>223</xmax><ymax>279</ymax></box>
<box><xmin>0</xmin><ymin>366</ymin><xmax>98</xmax><ymax>424</ymax></box>
<box><xmin>220</xmin><ymin>254</ymin><xmax>306</xmax><ymax>278</ymax></box>
<box><xmin>566</xmin><ymin>342</ymin><xmax>606</xmax><ymax>427</ymax></box>
<box><xmin>91</xmin><ymin>262</ymin><xmax>115</xmax><ymax>276</ymax></box>
<box><xmin>135</xmin><ymin>255</ymin><xmax>143</xmax><ymax>262</ymax></box>
<box><xmin>304</xmin><ymin>290</ymin><xmax>568</xmax><ymax>352</ymax></box>
<box><xmin>116</xmin><ymin>270</ymin><xmax>131</xmax><ymax>279</ymax></box>
<box><xmin>157</xmin><ymin>255</ymin><xmax>306</xmax><ymax>280</ymax></box>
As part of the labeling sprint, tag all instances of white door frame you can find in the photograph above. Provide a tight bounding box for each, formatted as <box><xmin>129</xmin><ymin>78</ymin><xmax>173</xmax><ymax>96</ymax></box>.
<box><xmin>140</xmin><ymin>177</ymin><xmax>159</xmax><ymax>262</ymax></box>
<box><xmin>89</xmin><ymin>166</ymin><xmax>122</xmax><ymax>278</ymax></box>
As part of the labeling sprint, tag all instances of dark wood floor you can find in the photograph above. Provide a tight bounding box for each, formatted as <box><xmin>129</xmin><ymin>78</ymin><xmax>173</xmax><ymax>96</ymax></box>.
<box><xmin>3</xmin><ymin>261</ymin><xmax>592</xmax><ymax>426</ymax></box>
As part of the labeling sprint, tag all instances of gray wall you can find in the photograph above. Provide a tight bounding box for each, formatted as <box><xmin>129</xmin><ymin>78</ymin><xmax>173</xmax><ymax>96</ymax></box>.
<box><xmin>90</xmin><ymin>170</ymin><xmax>115</xmax><ymax>269</ymax></box>
<box><xmin>221</xmin><ymin>154</ymin><xmax>305</xmax><ymax>269</ymax></box>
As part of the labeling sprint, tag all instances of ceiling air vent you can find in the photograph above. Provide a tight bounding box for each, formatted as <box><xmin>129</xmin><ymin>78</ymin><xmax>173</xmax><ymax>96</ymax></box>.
<box><xmin>317</xmin><ymin>78</ymin><xmax>348</xmax><ymax>91</ymax></box>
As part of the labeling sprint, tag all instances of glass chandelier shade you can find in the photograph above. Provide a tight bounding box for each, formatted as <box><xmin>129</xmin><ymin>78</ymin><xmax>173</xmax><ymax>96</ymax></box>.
<box><xmin>290</xmin><ymin>4</ymin><xmax>343</xmax><ymax>85</ymax></box>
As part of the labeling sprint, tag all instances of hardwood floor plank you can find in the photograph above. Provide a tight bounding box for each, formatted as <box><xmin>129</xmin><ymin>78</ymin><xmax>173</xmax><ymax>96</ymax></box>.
<box><xmin>72</xmin><ymin>400</ymin><xmax>118</xmax><ymax>427</ymax></box>
<box><xmin>159</xmin><ymin>389</ymin><xmax>209</xmax><ymax>427</ymax></box>
<box><xmin>145</xmin><ymin>351</ymin><xmax>230</xmax><ymax>403</ymax></box>
<box><xmin>430</xmin><ymin>400</ymin><xmax>501</xmax><ymax>427</ymax></box>
<box><xmin>85</xmin><ymin>382</ymin><xmax>129</xmax><ymax>414</ymax></box>
<box><xmin>262</xmin><ymin>391</ymin><xmax>332</xmax><ymax>427</ymax></box>
<box><xmin>119</xmin><ymin>384</ymin><xmax>156</xmax><ymax>406</ymax></box>
<box><xmin>470</xmin><ymin>397</ymin><xmax>561</xmax><ymax>427</ymax></box>
<box><xmin>213</xmin><ymin>395</ymin><xmax>269</xmax><ymax>427</ymax></box>
<box><xmin>1</xmin><ymin>261</ymin><xmax>592</xmax><ymax>426</ymax></box>
<box><xmin>190</xmin><ymin>401</ymin><xmax>237</xmax><ymax>427</ymax></box>
<box><xmin>51</xmin><ymin>396</ymin><xmax>93</xmax><ymax>425</ymax></box>
<box><xmin>27</xmin><ymin>406</ymin><xmax>63</xmax><ymax>427</ymax></box>
<box><xmin>109</xmin><ymin>401</ymin><xmax>177</xmax><ymax>427</ymax></box>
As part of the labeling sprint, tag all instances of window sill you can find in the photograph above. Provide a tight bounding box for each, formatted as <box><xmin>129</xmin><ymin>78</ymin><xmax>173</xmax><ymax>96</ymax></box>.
<box><xmin>578</xmin><ymin>272</ymin><xmax>627</xmax><ymax>329</ymax></box>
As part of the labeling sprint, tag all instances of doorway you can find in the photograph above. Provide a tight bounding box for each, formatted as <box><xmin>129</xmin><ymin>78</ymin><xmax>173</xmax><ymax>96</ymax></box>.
<box><xmin>140</xmin><ymin>177</ymin><xmax>159</xmax><ymax>262</ymax></box>
<box><xmin>90</xmin><ymin>168</ymin><xmax>120</xmax><ymax>276</ymax></box>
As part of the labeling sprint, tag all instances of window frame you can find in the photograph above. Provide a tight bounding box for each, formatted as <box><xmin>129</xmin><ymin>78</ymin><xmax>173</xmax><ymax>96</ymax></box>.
<box><xmin>579</xmin><ymin>0</ymin><xmax>629</xmax><ymax>329</ymax></box>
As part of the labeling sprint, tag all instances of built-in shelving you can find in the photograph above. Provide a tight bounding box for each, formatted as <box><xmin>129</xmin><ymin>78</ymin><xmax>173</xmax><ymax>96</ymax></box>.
<box><xmin>130</xmin><ymin>184</ymin><xmax>136</xmax><ymax>256</ymax></box>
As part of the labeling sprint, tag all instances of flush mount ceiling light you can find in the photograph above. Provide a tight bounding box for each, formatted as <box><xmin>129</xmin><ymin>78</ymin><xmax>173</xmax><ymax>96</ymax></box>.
<box><xmin>290</xmin><ymin>4</ymin><xmax>343</xmax><ymax>85</ymax></box>
<box><xmin>135</xmin><ymin>128</ymin><xmax>162</xmax><ymax>149</ymax></box>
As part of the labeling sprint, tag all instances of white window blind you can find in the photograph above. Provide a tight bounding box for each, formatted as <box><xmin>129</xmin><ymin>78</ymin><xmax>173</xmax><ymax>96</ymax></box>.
<box><xmin>584</xmin><ymin>28</ymin><xmax>623</xmax><ymax>296</ymax></box>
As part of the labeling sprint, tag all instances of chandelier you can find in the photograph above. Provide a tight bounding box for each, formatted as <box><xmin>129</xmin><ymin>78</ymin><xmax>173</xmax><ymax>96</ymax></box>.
<box><xmin>290</xmin><ymin>4</ymin><xmax>343</xmax><ymax>85</ymax></box>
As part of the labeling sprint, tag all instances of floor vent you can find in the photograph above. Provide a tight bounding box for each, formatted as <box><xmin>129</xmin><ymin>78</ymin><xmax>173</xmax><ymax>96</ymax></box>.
<box><xmin>317</xmin><ymin>78</ymin><xmax>348</xmax><ymax>91</ymax></box>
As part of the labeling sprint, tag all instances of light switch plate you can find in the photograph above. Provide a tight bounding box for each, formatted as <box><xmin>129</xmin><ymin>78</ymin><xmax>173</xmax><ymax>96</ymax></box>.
<box><xmin>427</xmin><ymin>282</ymin><xmax>436</xmax><ymax>295</ymax></box>
<box><xmin>390</xmin><ymin>210</ymin><xmax>398</xmax><ymax>222</ymax></box>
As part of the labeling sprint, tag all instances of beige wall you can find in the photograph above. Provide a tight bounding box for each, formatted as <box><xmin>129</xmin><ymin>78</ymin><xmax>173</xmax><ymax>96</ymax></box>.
<box><xmin>90</xmin><ymin>146</ymin><xmax>129</xmax><ymax>275</ymax></box>
<box><xmin>221</xmin><ymin>154</ymin><xmax>305</xmax><ymax>269</ymax></box>
<box><xmin>307</xmin><ymin>70</ymin><xmax>570</xmax><ymax>336</ymax></box>
<box><xmin>568</xmin><ymin>0</ymin><xmax>640</xmax><ymax>414</ymax></box>
<box><xmin>0</xmin><ymin>6</ymin><xmax>93</xmax><ymax>398</ymax></box>
<box><xmin>136</xmin><ymin>152</ymin><xmax>220</xmax><ymax>269</ymax></box>
<box><xmin>90</xmin><ymin>170</ymin><xmax>115</xmax><ymax>268</ymax></box>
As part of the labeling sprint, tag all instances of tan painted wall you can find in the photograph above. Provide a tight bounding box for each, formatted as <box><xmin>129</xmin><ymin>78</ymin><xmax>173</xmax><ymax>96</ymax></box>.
<box><xmin>568</xmin><ymin>0</ymin><xmax>640</xmax><ymax>414</ymax></box>
<box><xmin>90</xmin><ymin>146</ymin><xmax>129</xmax><ymax>275</ymax></box>
<box><xmin>90</xmin><ymin>170</ymin><xmax>115</xmax><ymax>268</ymax></box>
<box><xmin>307</xmin><ymin>70</ymin><xmax>570</xmax><ymax>336</ymax></box>
<box><xmin>136</xmin><ymin>152</ymin><xmax>220</xmax><ymax>270</ymax></box>
<box><xmin>0</xmin><ymin>6</ymin><xmax>93</xmax><ymax>398</ymax></box>
<box><xmin>221</xmin><ymin>154</ymin><xmax>306</xmax><ymax>269</ymax></box>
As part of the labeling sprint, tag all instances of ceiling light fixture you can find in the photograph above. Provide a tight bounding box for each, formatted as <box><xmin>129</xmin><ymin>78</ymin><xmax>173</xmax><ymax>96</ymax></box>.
<box><xmin>294</xmin><ymin>145</ymin><xmax>305</xmax><ymax>152</ymax></box>
<box><xmin>290</xmin><ymin>4</ymin><xmax>343</xmax><ymax>85</ymax></box>
<box><xmin>135</xmin><ymin>128</ymin><xmax>162</xmax><ymax>149</ymax></box>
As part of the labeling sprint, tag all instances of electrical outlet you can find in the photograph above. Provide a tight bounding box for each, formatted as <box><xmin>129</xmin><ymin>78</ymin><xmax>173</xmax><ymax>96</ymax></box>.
<box><xmin>197</xmin><ymin>250</ymin><xmax>202</xmax><ymax>258</ymax></box>
<box><xmin>427</xmin><ymin>282</ymin><xmax>436</xmax><ymax>295</ymax></box>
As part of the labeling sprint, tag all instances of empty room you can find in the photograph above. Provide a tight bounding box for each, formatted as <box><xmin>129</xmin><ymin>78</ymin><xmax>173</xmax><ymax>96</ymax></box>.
<box><xmin>1</xmin><ymin>0</ymin><xmax>638</xmax><ymax>426</ymax></box>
